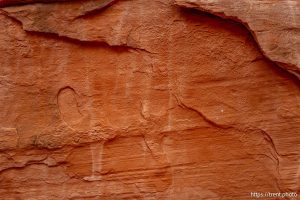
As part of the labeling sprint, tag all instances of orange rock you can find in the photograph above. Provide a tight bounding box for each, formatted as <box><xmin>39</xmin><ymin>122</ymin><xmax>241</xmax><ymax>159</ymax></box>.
<box><xmin>0</xmin><ymin>0</ymin><xmax>71</xmax><ymax>7</ymax></box>
<box><xmin>175</xmin><ymin>0</ymin><xmax>300</xmax><ymax>78</ymax></box>
<box><xmin>0</xmin><ymin>0</ymin><xmax>299</xmax><ymax>199</ymax></box>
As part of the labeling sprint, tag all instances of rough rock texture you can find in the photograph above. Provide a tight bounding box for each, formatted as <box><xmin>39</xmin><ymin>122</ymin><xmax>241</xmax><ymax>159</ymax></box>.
<box><xmin>0</xmin><ymin>0</ymin><xmax>73</xmax><ymax>7</ymax></box>
<box><xmin>175</xmin><ymin>0</ymin><xmax>300</xmax><ymax>78</ymax></box>
<box><xmin>0</xmin><ymin>0</ymin><xmax>299</xmax><ymax>199</ymax></box>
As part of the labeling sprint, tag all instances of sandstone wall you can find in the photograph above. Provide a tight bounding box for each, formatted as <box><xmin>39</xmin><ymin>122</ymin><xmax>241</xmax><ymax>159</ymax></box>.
<box><xmin>0</xmin><ymin>0</ymin><xmax>299</xmax><ymax>199</ymax></box>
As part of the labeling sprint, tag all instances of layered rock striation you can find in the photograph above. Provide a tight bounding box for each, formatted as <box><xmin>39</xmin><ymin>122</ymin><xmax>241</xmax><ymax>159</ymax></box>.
<box><xmin>0</xmin><ymin>0</ymin><xmax>299</xmax><ymax>199</ymax></box>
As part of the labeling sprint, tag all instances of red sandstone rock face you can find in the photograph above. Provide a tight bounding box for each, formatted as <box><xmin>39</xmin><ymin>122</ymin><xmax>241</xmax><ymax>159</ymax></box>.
<box><xmin>0</xmin><ymin>0</ymin><xmax>299</xmax><ymax>199</ymax></box>
<box><xmin>175</xmin><ymin>0</ymin><xmax>300</xmax><ymax>78</ymax></box>
<box><xmin>0</xmin><ymin>0</ymin><xmax>70</xmax><ymax>7</ymax></box>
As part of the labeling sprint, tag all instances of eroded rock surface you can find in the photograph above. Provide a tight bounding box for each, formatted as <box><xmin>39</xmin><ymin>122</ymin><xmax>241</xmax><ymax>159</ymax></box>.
<box><xmin>0</xmin><ymin>0</ymin><xmax>71</xmax><ymax>7</ymax></box>
<box><xmin>0</xmin><ymin>0</ymin><xmax>299</xmax><ymax>199</ymax></box>
<box><xmin>175</xmin><ymin>0</ymin><xmax>300</xmax><ymax>78</ymax></box>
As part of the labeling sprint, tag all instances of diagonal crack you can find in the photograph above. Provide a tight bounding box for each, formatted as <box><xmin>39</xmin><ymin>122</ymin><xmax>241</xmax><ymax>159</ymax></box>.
<box><xmin>174</xmin><ymin>0</ymin><xmax>300</xmax><ymax>80</ymax></box>
<box><xmin>0</xmin><ymin>10</ymin><xmax>155</xmax><ymax>54</ymax></box>
<box><xmin>171</xmin><ymin>93</ymin><xmax>232</xmax><ymax>129</ymax></box>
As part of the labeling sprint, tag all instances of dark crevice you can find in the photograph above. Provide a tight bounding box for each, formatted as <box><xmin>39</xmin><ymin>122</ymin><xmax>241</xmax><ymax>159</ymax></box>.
<box><xmin>0</xmin><ymin>11</ymin><xmax>154</xmax><ymax>54</ymax></box>
<box><xmin>176</xmin><ymin>6</ymin><xmax>300</xmax><ymax>82</ymax></box>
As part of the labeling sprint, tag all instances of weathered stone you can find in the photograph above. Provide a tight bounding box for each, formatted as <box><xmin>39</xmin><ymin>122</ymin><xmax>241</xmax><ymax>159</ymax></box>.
<box><xmin>0</xmin><ymin>0</ymin><xmax>70</xmax><ymax>7</ymax></box>
<box><xmin>175</xmin><ymin>0</ymin><xmax>300</xmax><ymax>78</ymax></box>
<box><xmin>0</xmin><ymin>0</ymin><xmax>299</xmax><ymax>199</ymax></box>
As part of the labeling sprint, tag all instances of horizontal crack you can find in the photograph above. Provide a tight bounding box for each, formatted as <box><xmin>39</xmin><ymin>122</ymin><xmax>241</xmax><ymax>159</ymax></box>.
<box><xmin>0</xmin><ymin>9</ymin><xmax>155</xmax><ymax>54</ymax></box>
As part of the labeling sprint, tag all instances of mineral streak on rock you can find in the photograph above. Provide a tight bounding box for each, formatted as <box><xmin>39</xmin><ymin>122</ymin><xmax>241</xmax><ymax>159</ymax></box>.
<box><xmin>0</xmin><ymin>0</ymin><xmax>299</xmax><ymax>199</ymax></box>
